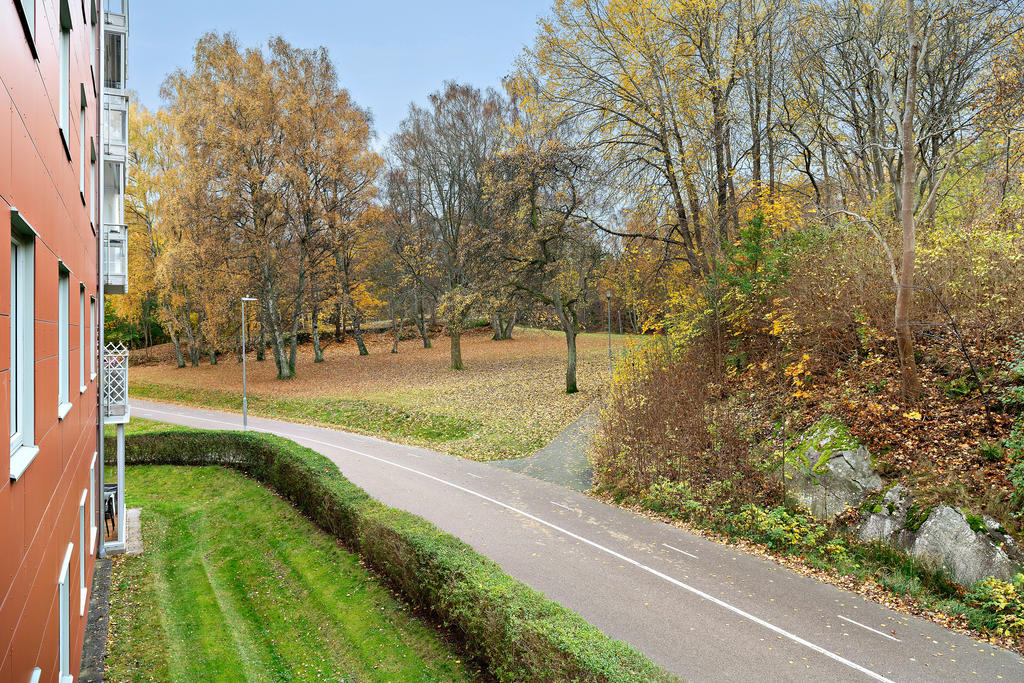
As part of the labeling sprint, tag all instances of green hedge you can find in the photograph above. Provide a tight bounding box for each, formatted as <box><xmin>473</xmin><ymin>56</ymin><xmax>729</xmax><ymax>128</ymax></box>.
<box><xmin>107</xmin><ymin>429</ymin><xmax>677</xmax><ymax>683</ymax></box>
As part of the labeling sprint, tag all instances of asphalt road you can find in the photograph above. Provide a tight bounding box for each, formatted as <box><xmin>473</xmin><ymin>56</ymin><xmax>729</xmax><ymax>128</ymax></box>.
<box><xmin>131</xmin><ymin>399</ymin><xmax>1024</xmax><ymax>682</ymax></box>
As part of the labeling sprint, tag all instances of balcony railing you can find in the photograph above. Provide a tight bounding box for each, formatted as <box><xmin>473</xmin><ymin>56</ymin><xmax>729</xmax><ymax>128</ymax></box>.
<box><xmin>104</xmin><ymin>0</ymin><xmax>128</xmax><ymax>29</ymax></box>
<box><xmin>103</xmin><ymin>342</ymin><xmax>129</xmax><ymax>420</ymax></box>
<box><xmin>103</xmin><ymin>93</ymin><xmax>128</xmax><ymax>160</ymax></box>
<box><xmin>103</xmin><ymin>223</ymin><xmax>128</xmax><ymax>294</ymax></box>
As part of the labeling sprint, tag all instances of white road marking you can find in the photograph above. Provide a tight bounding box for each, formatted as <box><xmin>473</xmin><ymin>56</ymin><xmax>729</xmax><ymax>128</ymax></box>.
<box><xmin>404</xmin><ymin>452</ymin><xmax>421</xmax><ymax>458</ymax></box>
<box><xmin>662</xmin><ymin>543</ymin><xmax>699</xmax><ymax>559</ymax></box>
<box><xmin>466</xmin><ymin>473</ymin><xmax>484</xmax><ymax>479</ymax></box>
<box><xmin>136</xmin><ymin>404</ymin><xmax>894</xmax><ymax>683</ymax></box>
<box><xmin>838</xmin><ymin>615</ymin><xmax>901</xmax><ymax>642</ymax></box>
<box><xmin>551</xmin><ymin>501</ymin><xmax>572</xmax><ymax>511</ymax></box>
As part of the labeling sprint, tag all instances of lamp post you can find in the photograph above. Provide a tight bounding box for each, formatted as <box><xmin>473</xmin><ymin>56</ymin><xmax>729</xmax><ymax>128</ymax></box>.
<box><xmin>606</xmin><ymin>290</ymin><xmax>613</xmax><ymax>378</ymax></box>
<box><xmin>241</xmin><ymin>297</ymin><xmax>257</xmax><ymax>430</ymax></box>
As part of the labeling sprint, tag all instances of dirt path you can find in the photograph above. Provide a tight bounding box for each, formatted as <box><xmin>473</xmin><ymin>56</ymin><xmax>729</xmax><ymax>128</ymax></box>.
<box><xmin>492</xmin><ymin>403</ymin><xmax>599</xmax><ymax>490</ymax></box>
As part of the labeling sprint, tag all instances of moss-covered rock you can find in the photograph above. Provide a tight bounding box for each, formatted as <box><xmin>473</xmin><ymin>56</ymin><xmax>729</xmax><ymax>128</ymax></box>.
<box><xmin>784</xmin><ymin>415</ymin><xmax>882</xmax><ymax>520</ymax></box>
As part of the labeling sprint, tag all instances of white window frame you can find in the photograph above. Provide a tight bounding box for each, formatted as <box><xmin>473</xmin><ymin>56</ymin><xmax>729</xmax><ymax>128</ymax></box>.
<box><xmin>10</xmin><ymin>214</ymin><xmax>37</xmax><ymax>482</ymax></box>
<box><xmin>79</xmin><ymin>284</ymin><xmax>86</xmax><ymax>393</ymax></box>
<box><xmin>90</xmin><ymin>296</ymin><xmax>96</xmax><ymax>380</ymax></box>
<box><xmin>58</xmin><ymin>7</ymin><xmax>71</xmax><ymax>149</ymax></box>
<box><xmin>79</xmin><ymin>489</ymin><xmax>88</xmax><ymax>614</ymax></box>
<box><xmin>58</xmin><ymin>268</ymin><xmax>71</xmax><ymax>420</ymax></box>
<box><xmin>89</xmin><ymin>452</ymin><xmax>97</xmax><ymax>551</ymax></box>
<box><xmin>90</xmin><ymin>139</ymin><xmax>96</xmax><ymax>227</ymax></box>
<box><xmin>79</xmin><ymin>89</ymin><xmax>87</xmax><ymax>199</ymax></box>
<box><xmin>58</xmin><ymin>542</ymin><xmax>73</xmax><ymax>683</ymax></box>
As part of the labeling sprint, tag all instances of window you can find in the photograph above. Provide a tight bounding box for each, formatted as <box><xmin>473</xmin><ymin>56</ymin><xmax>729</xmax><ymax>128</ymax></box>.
<box><xmin>58</xmin><ymin>3</ymin><xmax>72</xmax><ymax>149</ymax></box>
<box><xmin>90</xmin><ymin>139</ymin><xmax>97</xmax><ymax>223</ymax></box>
<box><xmin>58</xmin><ymin>268</ymin><xmax>70</xmax><ymax>418</ymax></box>
<box><xmin>14</xmin><ymin>0</ymin><xmax>35</xmax><ymax>47</ymax></box>
<box><xmin>89</xmin><ymin>453</ymin><xmax>97</xmax><ymax>550</ymax></box>
<box><xmin>79</xmin><ymin>285</ymin><xmax>86</xmax><ymax>392</ymax></box>
<box><xmin>79</xmin><ymin>489</ymin><xmax>88</xmax><ymax>614</ymax></box>
<box><xmin>90</xmin><ymin>296</ymin><xmax>96</xmax><ymax>379</ymax></box>
<box><xmin>104</xmin><ymin>31</ymin><xmax>124</xmax><ymax>90</ymax></box>
<box><xmin>10</xmin><ymin>216</ymin><xmax>37</xmax><ymax>481</ymax></box>
<box><xmin>79</xmin><ymin>91</ymin><xmax>87</xmax><ymax>198</ymax></box>
<box><xmin>78</xmin><ymin>90</ymin><xmax>86</xmax><ymax>197</ymax></box>
<box><xmin>58</xmin><ymin>543</ymin><xmax>73</xmax><ymax>683</ymax></box>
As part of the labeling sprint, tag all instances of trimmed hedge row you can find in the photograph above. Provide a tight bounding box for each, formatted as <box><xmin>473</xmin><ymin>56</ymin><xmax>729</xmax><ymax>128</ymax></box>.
<box><xmin>108</xmin><ymin>429</ymin><xmax>677</xmax><ymax>683</ymax></box>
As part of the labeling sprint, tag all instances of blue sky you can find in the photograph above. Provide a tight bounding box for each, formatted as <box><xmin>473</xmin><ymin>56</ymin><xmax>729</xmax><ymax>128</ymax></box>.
<box><xmin>130</xmin><ymin>1</ymin><xmax>551</xmax><ymax>143</ymax></box>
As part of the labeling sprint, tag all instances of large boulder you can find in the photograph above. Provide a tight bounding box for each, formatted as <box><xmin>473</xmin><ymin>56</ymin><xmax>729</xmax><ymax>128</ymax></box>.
<box><xmin>858</xmin><ymin>483</ymin><xmax>913</xmax><ymax>546</ymax></box>
<box><xmin>910</xmin><ymin>505</ymin><xmax>1021</xmax><ymax>586</ymax></box>
<box><xmin>785</xmin><ymin>416</ymin><xmax>882</xmax><ymax>520</ymax></box>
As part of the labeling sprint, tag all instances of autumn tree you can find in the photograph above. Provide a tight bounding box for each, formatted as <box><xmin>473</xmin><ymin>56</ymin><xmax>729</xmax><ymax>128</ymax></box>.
<box><xmin>387</xmin><ymin>82</ymin><xmax>506</xmax><ymax>370</ymax></box>
<box><xmin>159</xmin><ymin>33</ymin><xmax>378</xmax><ymax>378</ymax></box>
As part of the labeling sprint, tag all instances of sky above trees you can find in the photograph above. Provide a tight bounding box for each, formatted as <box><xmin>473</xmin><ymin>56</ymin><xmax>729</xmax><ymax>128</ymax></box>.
<box><xmin>130</xmin><ymin>0</ymin><xmax>551</xmax><ymax>142</ymax></box>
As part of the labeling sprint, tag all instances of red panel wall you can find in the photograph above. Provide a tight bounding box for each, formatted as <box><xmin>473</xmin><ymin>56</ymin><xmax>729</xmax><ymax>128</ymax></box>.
<box><xmin>1</xmin><ymin>1</ymin><xmax>102</xmax><ymax>682</ymax></box>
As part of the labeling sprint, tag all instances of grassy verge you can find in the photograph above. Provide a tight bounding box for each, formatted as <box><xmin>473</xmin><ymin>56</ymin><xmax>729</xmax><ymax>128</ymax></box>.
<box><xmin>606</xmin><ymin>481</ymin><xmax>1024</xmax><ymax>646</ymax></box>
<box><xmin>106</xmin><ymin>465</ymin><xmax>474</xmax><ymax>681</ymax></box>
<box><xmin>108</xmin><ymin>425</ymin><xmax>675</xmax><ymax>682</ymax></box>
<box><xmin>131</xmin><ymin>381</ymin><xmax>479</xmax><ymax>444</ymax></box>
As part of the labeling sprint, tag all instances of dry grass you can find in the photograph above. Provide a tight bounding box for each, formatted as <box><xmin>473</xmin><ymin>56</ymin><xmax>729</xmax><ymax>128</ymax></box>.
<box><xmin>131</xmin><ymin>327</ymin><xmax>628</xmax><ymax>460</ymax></box>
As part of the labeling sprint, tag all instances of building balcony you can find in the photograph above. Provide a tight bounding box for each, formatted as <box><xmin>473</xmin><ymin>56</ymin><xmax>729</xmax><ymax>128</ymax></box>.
<box><xmin>103</xmin><ymin>93</ymin><xmax>128</xmax><ymax>161</ymax></box>
<box><xmin>104</xmin><ymin>0</ymin><xmax>128</xmax><ymax>30</ymax></box>
<box><xmin>102</xmin><ymin>342</ymin><xmax>130</xmax><ymax>424</ymax></box>
<box><xmin>103</xmin><ymin>223</ymin><xmax>128</xmax><ymax>294</ymax></box>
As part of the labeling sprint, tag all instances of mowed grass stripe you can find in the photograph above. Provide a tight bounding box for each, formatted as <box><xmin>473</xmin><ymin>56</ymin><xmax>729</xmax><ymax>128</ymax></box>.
<box><xmin>107</xmin><ymin>465</ymin><xmax>474</xmax><ymax>682</ymax></box>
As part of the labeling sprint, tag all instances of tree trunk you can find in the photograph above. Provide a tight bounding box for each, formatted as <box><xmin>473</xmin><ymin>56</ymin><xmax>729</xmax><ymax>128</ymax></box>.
<box><xmin>236</xmin><ymin>329</ymin><xmax>243</xmax><ymax>363</ymax></box>
<box><xmin>256</xmin><ymin>324</ymin><xmax>266</xmax><ymax>362</ymax></box>
<box><xmin>208</xmin><ymin>348</ymin><xmax>217</xmax><ymax>365</ymax></box>
<box><xmin>333</xmin><ymin>302</ymin><xmax>343</xmax><ymax>343</ymax></box>
<box><xmin>351</xmin><ymin>307</ymin><xmax>368</xmax><ymax>356</ymax></box>
<box><xmin>553</xmin><ymin>296</ymin><xmax>578</xmax><ymax>394</ymax></box>
<box><xmin>169</xmin><ymin>329</ymin><xmax>185</xmax><ymax>369</ymax></box>
<box><xmin>391</xmin><ymin>306</ymin><xmax>403</xmax><ymax>354</ymax></box>
<box><xmin>416</xmin><ymin>294</ymin><xmax>431</xmax><ymax>348</ymax></box>
<box><xmin>491</xmin><ymin>313</ymin><xmax>502</xmax><ymax>341</ymax></box>
<box><xmin>450</xmin><ymin>327</ymin><xmax>463</xmax><ymax>370</ymax></box>
<box><xmin>896</xmin><ymin>0</ymin><xmax>923</xmax><ymax>401</ymax></box>
<box><xmin>265</xmin><ymin>291</ymin><xmax>291</xmax><ymax>380</ymax></box>
<box><xmin>501</xmin><ymin>312</ymin><xmax>516</xmax><ymax>340</ymax></box>
<box><xmin>312</xmin><ymin>305</ymin><xmax>324</xmax><ymax>363</ymax></box>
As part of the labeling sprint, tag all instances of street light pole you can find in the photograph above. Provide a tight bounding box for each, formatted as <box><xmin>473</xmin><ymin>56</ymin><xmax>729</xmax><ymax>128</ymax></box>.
<box><xmin>241</xmin><ymin>297</ymin><xmax>257</xmax><ymax>430</ymax></box>
<box><xmin>606</xmin><ymin>290</ymin><xmax>613</xmax><ymax>378</ymax></box>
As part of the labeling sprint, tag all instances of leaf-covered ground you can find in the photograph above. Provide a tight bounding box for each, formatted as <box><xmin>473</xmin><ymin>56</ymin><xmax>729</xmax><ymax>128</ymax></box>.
<box><xmin>105</xmin><ymin>465</ymin><xmax>477</xmax><ymax>682</ymax></box>
<box><xmin>130</xmin><ymin>327</ymin><xmax>627</xmax><ymax>460</ymax></box>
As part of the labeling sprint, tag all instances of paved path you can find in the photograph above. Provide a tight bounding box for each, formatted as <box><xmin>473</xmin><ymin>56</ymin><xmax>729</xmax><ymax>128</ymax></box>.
<box><xmin>131</xmin><ymin>399</ymin><xmax>1024</xmax><ymax>682</ymax></box>
<box><xmin>492</xmin><ymin>404</ymin><xmax>598</xmax><ymax>490</ymax></box>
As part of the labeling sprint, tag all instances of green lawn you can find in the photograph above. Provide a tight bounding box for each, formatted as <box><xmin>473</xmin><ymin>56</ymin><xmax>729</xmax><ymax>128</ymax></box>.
<box><xmin>131</xmin><ymin>328</ymin><xmax>630</xmax><ymax>460</ymax></box>
<box><xmin>106</xmin><ymin>465</ymin><xmax>477</xmax><ymax>682</ymax></box>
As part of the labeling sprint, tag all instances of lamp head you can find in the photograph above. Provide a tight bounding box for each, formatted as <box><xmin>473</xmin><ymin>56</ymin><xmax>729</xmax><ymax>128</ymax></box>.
<box><xmin>241</xmin><ymin>297</ymin><xmax>257</xmax><ymax>302</ymax></box>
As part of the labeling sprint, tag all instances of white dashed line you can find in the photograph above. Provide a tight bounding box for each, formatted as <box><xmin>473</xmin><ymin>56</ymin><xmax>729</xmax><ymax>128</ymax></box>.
<box><xmin>662</xmin><ymin>543</ymin><xmax>699</xmax><ymax>559</ymax></box>
<box><xmin>551</xmin><ymin>501</ymin><xmax>572</xmax><ymax>511</ymax></box>
<box><xmin>466</xmin><ymin>472</ymin><xmax>484</xmax><ymax>479</ymax></box>
<box><xmin>838</xmin><ymin>615</ymin><xmax>901</xmax><ymax>642</ymax></box>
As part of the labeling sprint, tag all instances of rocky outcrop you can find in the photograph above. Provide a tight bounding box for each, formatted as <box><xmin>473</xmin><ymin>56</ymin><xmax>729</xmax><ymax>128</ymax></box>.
<box><xmin>784</xmin><ymin>416</ymin><xmax>883</xmax><ymax>520</ymax></box>
<box><xmin>786</xmin><ymin>417</ymin><xmax>1023</xmax><ymax>588</ymax></box>
<box><xmin>858</xmin><ymin>483</ymin><xmax>913</xmax><ymax>545</ymax></box>
<box><xmin>859</xmin><ymin>487</ymin><xmax>1022</xmax><ymax>587</ymax></box>
<box><xmin>910</xmin><ymin>506</ymin><xmax>1020</xmax><ymax>586</ymax></box>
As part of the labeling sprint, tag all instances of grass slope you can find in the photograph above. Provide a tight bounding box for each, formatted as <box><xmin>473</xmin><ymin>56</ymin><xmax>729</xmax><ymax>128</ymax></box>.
<box><xmin>131</xmin><ymin>328</ymin><xmax>629</xmax><ymax>460</ymax></box>
<box><xmin>106</xmin><ymin>465</ymin><xmax>475</xmax><ymax>682</ymax></box>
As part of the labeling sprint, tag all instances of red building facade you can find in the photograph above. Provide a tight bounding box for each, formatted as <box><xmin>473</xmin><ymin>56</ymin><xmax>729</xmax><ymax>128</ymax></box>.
<box><xmin>1</xmin><ymin>1</ymin><xmax>104</xmax><ymax>681</ymax></box>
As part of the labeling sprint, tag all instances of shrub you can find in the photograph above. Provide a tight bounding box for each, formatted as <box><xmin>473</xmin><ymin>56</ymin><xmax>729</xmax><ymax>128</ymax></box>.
<box><xmin>108</xmin><ymin>430</ymin><xmax>675</xmax><ymax>683</ymax></box>
<box><xmin>595</xmin><ymin>342</ymin><xmax>778</xmax><ymax>510</ymax></box>
<box><xmin>966</xmin><ymin>575</ymin><xmax>1024</xmax><ymax>636</ymax></box>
